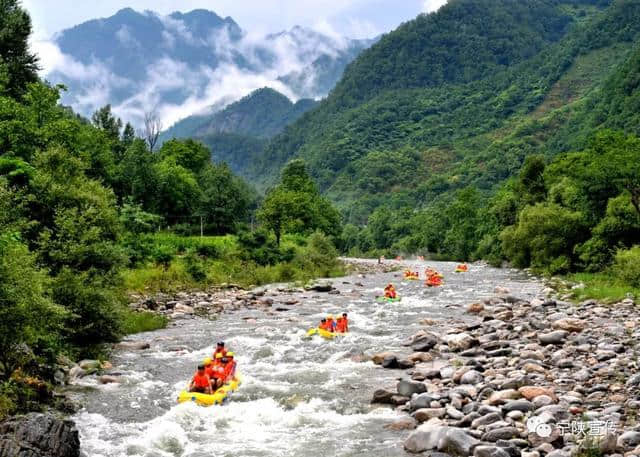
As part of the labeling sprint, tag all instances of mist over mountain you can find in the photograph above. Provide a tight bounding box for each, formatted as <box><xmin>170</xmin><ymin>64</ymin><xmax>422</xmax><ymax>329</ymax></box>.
<box><xmin>41</xmin><ymin>8</ymin><xmax>373</xmax><ymax>128</ymax></box>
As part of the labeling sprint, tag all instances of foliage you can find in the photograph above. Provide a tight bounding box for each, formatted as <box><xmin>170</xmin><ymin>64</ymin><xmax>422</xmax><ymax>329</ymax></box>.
<box><xmin>612</xmin><ymin>246</ymin><xmax>640</xmax><ymax>288</ymax></box>
<box><xmin>119</xmin><ymin>310</ymin><xmax>167</xmax><ymax>335</ymax></box>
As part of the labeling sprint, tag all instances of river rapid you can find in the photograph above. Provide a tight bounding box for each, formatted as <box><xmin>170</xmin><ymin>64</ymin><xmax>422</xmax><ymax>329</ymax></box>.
<box><xmin>70</xmin><ymin>260</ymin><xmax>544</xmax><ymax>457</ymax></box>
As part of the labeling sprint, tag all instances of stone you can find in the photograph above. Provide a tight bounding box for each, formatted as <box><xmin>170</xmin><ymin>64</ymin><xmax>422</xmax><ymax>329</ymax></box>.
<box><xmin>468</xmin><ymin>303</ymin><xmax>485</xmax><ymax>314</ymax></box>
<box><xmin>471</xmin><ymin>412</ymin><xmax>503</xmax><ymax>429</ymax></box>
<box><xmin>0</xmin><ymin>413</ymin><xmax>80</xmax><ymax>457</ymax></box>
<box><xmin>440</xmin><ymin>427</ymin><xmax>481</xmax><ymax>456</ymax></box>
<box><xmin>398</xmin><ymin>380</ymin><xmax>427</xmax><ymax>397</ymax></box>
<box><xmin>115</xmin><ymin>341</ymin><xmax>150</xmax><ymax>350</ymax></box>
<box><xmin>446</xmin><ymin>406</ymin><xmax>465</xmax><ymax>420</ymax></box>
<box><xmin>411</xmin><ymin>334</ymin><xmax>439</xmax><ymax>352</ymax></box>
<box><xmin>404</xmin><ymin>422</ymin><xmax>444</xmax><ymax>453</ymax></box>
<box><xmin>627</xmin><ymin>373</ymin><xmax>640</xmax><ymax>387</ymax></box>
<box><xmin>372</xmin><ymin>389</ymin><xmax>396</xmax><ymax>404</ymax></box>
<box><xmin>306</xmin><ymin>281</ymin><xmax>333</xmax><ymax>292</ymax></box>
<box><xmin>482</xmin><ymin>427</ymin><xmax>519</xmax><ymax>442</ymax></box>
<box><xmin>518</xmin><ymin>386</ymin><xmax>556</xmax><ymax>401</ymax></box>
<box><xmin>487</xmin><ymin>389</ymin><xmax>521</xmax><ymax>405</ymax></box>
<box><xmin>618</xmin><ymin>432</ymin><xmax>640</xmax><ymax>450</ymax></box>
<box><xmin>381</xmin><ymin>355</ymin><xmax>399</xmax><ymax>369</ymax></box>
<box><xmin>532</xmin><ymin>395</ymin><xmax>554</xmax><ymax>409</ymax></box>
<box><xmin>98</xmin><ymin>375</ymin><xmax>121</xmax><ymax>384</ymax></box>
<box><xmin>411</xmin><ymin>393</ymin><xmax>440</xmax><ymax>410</ymax></box>
<box><xmin>385</xmin><ymin>417</ymin><xmax>417</xmax><ymax>431</ymax></box>
<box><xmin>444</xmin><ymin>333</ymin><xmax>478</xmax><ymax>352</ymax></box>
<box><xmin>78</xmin><ymin>359</ymin><xmax>101</xmax><ymax>370</ymax></box>
<box><xmin>414</xmin><ymin>408</ymin><xmax>446</xmax><ymax>422</ymax></box>
<box><xmin>408</xmin><ymin>352</ymin><xmax>434</xmax><ymax>363</ymax></box>
<box><xmin>68</xmin><ymin>366</ymin><xmax>85</xmax><ymax>379</ymax></box>
<box><xmin>538</xmin><ymin>330</ymin><xmax>569</xmax><ymax>345</ymax></box>
<box><xmin>371</xmin><ymin>352</ymin><xmax>396</xmax><ymax>365</ymax></box>
<box><xmin>502</xmin><ymin>400</ymin><xmax>534</xmax><ymax>413</ymax></box>
<box><xmin>552</xmin><ymin>318</ymin><xmax>586</xmax><ymax>333</ymax></box>
<box><xmin>460</xmin><ymin>370</ymin><xmax>484</xmax><ymax>385</ymax></box>
<box><xmin>474</xmin><ymin>445</ymin><xmax>512</xmax><ymax>457</ymax></box>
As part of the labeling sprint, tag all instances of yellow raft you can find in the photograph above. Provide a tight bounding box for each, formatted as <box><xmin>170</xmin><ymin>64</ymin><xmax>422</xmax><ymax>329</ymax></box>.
<box><xmin>177</xmin><ymin>374</ymin><xmax>242</xmax><ymax>406</ymax></box>
<box><xmin>306</xmin><ymin>328</ymin><xmax>345</xmax><ymax>339</ymax></box>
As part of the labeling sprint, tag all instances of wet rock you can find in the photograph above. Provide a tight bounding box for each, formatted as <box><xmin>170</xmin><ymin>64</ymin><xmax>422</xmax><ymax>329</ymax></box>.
<box><xmin>381</xmin><ymin>355</ymin><xmax>399</xmax><ymax>369</ymax></box>
<box><xmin>518</xmin><ymin>386</ymin><xmax>556</xmax><ymax>401</ymax></box>
<box><xmin>411</xmin><ymin>393</ymin><xmax>441</xmax><ymax>411</ymax></box>
<box><xmin>372</xmin><ymin>352</ymin><xmax>396</xmax><ymax>365</ymax></box>
<box><xmin>405</xmin><ymin>422</ymin><xmax>444</xmax><ymax>453</ymax></box>
<box><xmin>372</xmin><ymin>389</ymin><xmax>397</xmax><ymax>404</ymax></box>
<box><xmin>468</xmin><ymin>303</ymin><xmax>485</xmax><ymax>314</ymax></box>
<box><xmin>474</xmin><ymin>445</ymin><xmax>512</xmax><ymax>457</ymax></box>
<box><xmin>98</xmin><ymin>375</ymin><xmax>121</xmax><ymax>384</ymax></box>
<box><xmin>306</xmin><ymin>281</ymin><xmax>333</xmax><ymax>292</ymax></box>
<box><xmin>471</xmin><ymin>412</ymin><xmax>503</xmax><ymax>429</ymax></box>
<box><xmin>78</xmin><ymin>360</ymin><xmax>101</xmax><ymax>370</ymax></box>
<box><xmin>397</xmin><ymin>358</ymin><xmax>416</xmax><ymax>369</ymax></box>
<box><xmin>398</xmin><ymin>380</ymin><xmax>427</xmax><ymax>397</ymax></box>
<box><xmin>414</xmin><ymin>408</ymin><xmax>446</xmax><ymax>422</ymax></box>
<box><xmin>411</xmin><ymin>333</ymin><xmax>439</xmax><ymax>352</ymax></box>
<box><xmin>385</xmin><ymin>417</ymin><xmax>417</xmax><ymax>431</ymax></box>
<box><xmin>538</xmin><ymin>330</ymin><xmax>569</xmax><ymax>345</ymax></box>
<box><xmin>115</xmin><ymin>341</ymin><xmax>150</xmax><ymax>350</ymax></box>
<box><xmin>408</xmin><ymin>352</ymin><xmax>434</xmax><ymax>364</ymax></box>
<box><xmin>68</xmin><ymin>366</ymin><xmax>85</xmax><ymax>379</ymax></box>
<box><xmin>626</xmin><ymin>373</ymin><xmax>640</xmax><ymax>387</ymax></box>
<box><xmin>441</xmin><ymin>427</ymin><xmax>481</xmax><ymax>456</ymax></box>
<box><xmin>0</xmin><ymin>413</ymin><xmax>80</xmax><ymax>457</ymax></box>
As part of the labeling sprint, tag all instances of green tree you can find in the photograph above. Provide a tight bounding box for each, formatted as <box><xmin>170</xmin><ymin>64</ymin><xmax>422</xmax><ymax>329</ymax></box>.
<box><xmin>153</xmin><ymin>158</ymin><xmax>201</xmax><ymax>222</ymax></box>
<box><xmin>159</xmin><ymin>139</ymin><xmax>210</xmax><ymax>173</ymax></box>
<box><xmin>198</xmin><ymin>163</ymin><xmax>250</xmax><ymax>234</ymax></box>
<box><xmin>0</xmin><ymin>0</ymin><xmax>39</xmax><ymax>98</ymax></box>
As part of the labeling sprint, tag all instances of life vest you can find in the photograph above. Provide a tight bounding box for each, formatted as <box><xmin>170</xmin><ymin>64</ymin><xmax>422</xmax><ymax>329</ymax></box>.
<box><xmin>326</xmin><ymin>320</ymin><xmax>336</xmax><ymax>331</ymax></box>
<box><xmin>224</xmin><ymin>361</ymin><xmax>236</xmax><ymax>380</ymax></box>
<box><xmin>192</xmin><ymin>373</ymin><xmax>210</xmax><ymax>389</ymax></box>
<box><xmin>204</xmin><ymin>365</ymin><xmax>216</xmax><ymax>379</ymax></box>
<box><xmin>211</xmin><ymin>365</ymin><xmax>226</xmax><ymax>379</ymax></box>
<box><xmin>336</xmin><ymin>319</ymin><xmax>347</xmax><ymax>333</ymax></box>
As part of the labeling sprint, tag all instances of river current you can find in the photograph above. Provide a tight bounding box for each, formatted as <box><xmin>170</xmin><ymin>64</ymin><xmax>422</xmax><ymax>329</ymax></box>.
<box><xmin>70</xmin><ymin>260</ymin><xmax>544</xmax><ymax>457</ymax></box>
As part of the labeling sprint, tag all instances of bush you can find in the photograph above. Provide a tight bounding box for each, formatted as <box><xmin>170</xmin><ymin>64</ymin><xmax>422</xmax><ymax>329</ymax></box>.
<box><xmin>195</xmin><ymin>243</ymin><xmax>219</xmax><ymax>259</ymax></box>
<box><xmin>120</xmin><ymin>310</ymin><xmax>167</xmax><ymax>335</ymax></box>
<box><xmin>612</xmin><ymin>246</ymin><xmax>640</xmax><ymax>288</ymax></box>
<box><xmin>184</xmin><ymin>250</ymin><xmax>207</xmax><ymax>282</ymax></box>
<box><xmin>152</xmin><ymin>246</ymin><xmax>175</xmax><ymax>270</ymax></box>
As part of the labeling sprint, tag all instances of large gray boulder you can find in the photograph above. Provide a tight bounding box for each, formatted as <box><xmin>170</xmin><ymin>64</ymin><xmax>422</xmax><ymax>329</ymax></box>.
<box><xmin>0</xmin><ymin>413</ymin><xmax>80</xmax><ymax>457</ymax></box>
<box><xmin>404</xmin><ymin>423</ymin><xmax>479</xmax><ymax>455</ymax></box>
<box><xmin>398</xmin><ymin>380</ymin><xmax>427</xmax><ymax>397</ymax></box>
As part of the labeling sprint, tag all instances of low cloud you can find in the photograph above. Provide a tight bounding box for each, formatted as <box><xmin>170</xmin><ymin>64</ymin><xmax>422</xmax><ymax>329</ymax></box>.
<box><xmin>38</xmin><ymin>11</ymin><xmax>369</xmax><ymax>129</ymax></box>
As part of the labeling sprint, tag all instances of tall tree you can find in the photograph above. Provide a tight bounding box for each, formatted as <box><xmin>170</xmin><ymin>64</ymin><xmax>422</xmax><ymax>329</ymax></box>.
<box><xmin>143</xmin><ymin>109</ymin><xmax>162</xmax><ymax>153</ymax></box>
<box><xmin>0</xmin><ymin>0</ymin><xmax>39</xmax><ymax>98</ymax></box>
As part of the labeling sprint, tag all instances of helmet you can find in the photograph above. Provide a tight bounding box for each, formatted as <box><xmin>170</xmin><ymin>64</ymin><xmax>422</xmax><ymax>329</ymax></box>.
<box><xmin>203</xmin><ymin>357</ymin><xmax>212</xmax><ymax>365</ymax></box>
<box><xmin>327</xmin><ymin>314</ymin><xmax>334</xmax><ymax>319</ymax></box>
<box><xmin>215</xmin><ymin>353</ymin><xmax>223</xmax><ymax>359</ymax></box>
<box><xmin>227</xmin><ymin>352</ymin><xmax>234</xmax><ymax>357</ymax></box>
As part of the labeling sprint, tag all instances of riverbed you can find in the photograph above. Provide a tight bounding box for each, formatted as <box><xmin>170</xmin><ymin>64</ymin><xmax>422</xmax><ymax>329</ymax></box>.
<box><xmin>70</xmin><ymin>260</ymin><xmax>543</xmax><ymax>457</ymax></box>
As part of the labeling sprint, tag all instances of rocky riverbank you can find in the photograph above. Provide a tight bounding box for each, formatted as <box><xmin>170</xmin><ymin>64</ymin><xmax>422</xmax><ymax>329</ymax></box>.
<box><xmin>371</xmin><ymin>288</ymin><xmax>640</xmax><ymax>457</ymax></box>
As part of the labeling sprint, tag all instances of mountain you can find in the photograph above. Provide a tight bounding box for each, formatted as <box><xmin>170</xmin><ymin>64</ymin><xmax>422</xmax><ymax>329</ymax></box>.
<box><xmin>230</xmin><ymin>0</ymin><xmax>640</xmax><ymax>224</ymax></box>
<box><xmin>44</xmin><ymin>9</ymin><xmax>372</xmax><ymax>127</ymax></box>
<box><xmin>161</xmin><ymin>87</ymin><xmax>318</xmax><ymax>175</ymax></box>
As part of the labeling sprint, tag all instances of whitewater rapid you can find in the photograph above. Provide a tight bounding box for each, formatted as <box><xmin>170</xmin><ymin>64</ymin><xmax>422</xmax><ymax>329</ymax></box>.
<box><xmin>70</xmin><ymin>260</ymin><xmax>544</xmax><ymax>457</ymax></box>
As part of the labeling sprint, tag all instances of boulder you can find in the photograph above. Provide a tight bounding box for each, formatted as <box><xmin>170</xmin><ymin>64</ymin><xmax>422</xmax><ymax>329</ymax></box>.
<box><xmin>467</xmin><ymin>303</ymin><xmax>485</xmax><ymax>314</ymax></box>
<box><xmin>381</xmin><ymin>355</ymin><xmax>399</xmax><ymax>369</ymax></box>
<box><xmin>0</xmin><ymin>413</ymin><xmax>80</xmax><ymax>457</ymax></box>
<box><xmin>98</xmin><ymin>375</ymin><xmax>121</xmax><ymax>385</ymax></box>
<box><xmin>481</xmin><ymin>427</ymin><xmax>519</xmax><ymax>442</ymax></box>
<box><xmin>305</xmin><ymin>281</ymin><xmax>333</xmax><ymax>292</ymax></box>
<box><xmin>372</xmin><ymin>389</ymin><xmax>396</xmax><ymax>404</ymax></box>
<box><xmin>502</xmin><ymin>400</ymin><xmax>534</xmax><ymax>413</ymax></box>
<box><xmin>460</xmin><ymin>370</ymin><xmax>484</xmax><ymax>385</ymax></box>
<box><xmin>404</xmin><ymin>423</ymin><xmax>479</xmax><ymax>456</ymax></box>
<box><xmin>385</xmin><ymin>418</ymin><xmax>418</xmax><ymax>431</ymax></box>
<box><xmin>398</xmin><ymin>380</ymin><xmax>427</xmax><ymax>397</ymax></box>
<box><xmin>618</xmin><ymin>431</ymin><xmax>640</xmax><ymax>450</ymax></box>
<box><xmin>77</xmin><ymin>360</ymin><xmax>101</xmax><ymax>370</ymax></box>
<box><xmin>411</xmin><ymin>334</ymin><xmax>439</xmax><ymax>352</ymax></box>
<box><xmin>371</xmin><ymin>352</ymin><xmax>396</xmax><ymax>365</ymax></box>
<box><xmin>411</xmin><ymin>393</ymin><xmax>440</xmax><ymax>411</ymax></box>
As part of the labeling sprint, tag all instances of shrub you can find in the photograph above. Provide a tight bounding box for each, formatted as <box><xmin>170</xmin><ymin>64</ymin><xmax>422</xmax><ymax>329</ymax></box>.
<box><xmin>612</xmin><ymin>246</ymin><xmax>640</xmax><ymax>288</ymax></box>
<box><xmin>195</xmin><ymin>243</ymin><xmax>219</xmax><ymax>259</ymax></box>
<box><xmin>184</xmin><ymin>250</ymin><xmax>207</xmax><ymax>282</ymax></box>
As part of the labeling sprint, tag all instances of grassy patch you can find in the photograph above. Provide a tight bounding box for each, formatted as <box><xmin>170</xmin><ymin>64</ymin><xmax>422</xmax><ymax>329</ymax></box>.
<box><xmin>120</xmin><ymin>309</ymin><xmax>168</xmax><ymax>335</ymax></box>
<box><xmin>563</xmin><ymin>271</ymin><xmax>640</xmax><ymax>303</ymax></box>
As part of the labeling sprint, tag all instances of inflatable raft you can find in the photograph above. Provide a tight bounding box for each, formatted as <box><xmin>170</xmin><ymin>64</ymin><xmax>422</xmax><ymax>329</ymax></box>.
<box><xmin>177</xmin><ymin>374</ymin><xmax>242</xmax><ymax>406</ymax></box>
<box><xmin>377</xmin><ymin>296</ymin><xmax>401</xmax><ymax>303</ymax></box>
<box><xmin>306</xmin><ymin>328</ymin><xmax>344</xmax><ymax>339</ymax></box>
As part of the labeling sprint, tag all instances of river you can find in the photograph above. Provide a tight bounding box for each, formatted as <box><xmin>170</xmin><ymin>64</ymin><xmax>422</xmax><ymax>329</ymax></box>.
<box><xmin>70</xmin><ymin>260</ymin><xmax>544</xmax><ymax>457</ymax></box>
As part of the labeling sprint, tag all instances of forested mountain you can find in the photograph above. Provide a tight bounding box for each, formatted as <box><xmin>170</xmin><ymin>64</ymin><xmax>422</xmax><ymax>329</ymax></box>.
<box><xmin>45</xmin><ymin>9</ymin><xmax>372</xmax><ymax>127</ymax></box>
<box><xmin>235</xmin><ymin>0</ymin><xmax>640</xmax><ymax>223</ymax></box>
<box><xmin>161</xmin><ymin>87</ymin><xmax>318</xmax><ymax>174</ymax></box>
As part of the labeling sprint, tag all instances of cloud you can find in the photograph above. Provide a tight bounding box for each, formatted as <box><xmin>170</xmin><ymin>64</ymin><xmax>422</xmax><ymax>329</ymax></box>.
<box><xmin>38</xmin><ymin>10</ymin><xmax>372</xmax><ymax>130</ymax></box>
<box><xmin>422</xmin><ymin>0</ymin><xmax>448</xmax><ymax>13</ymax></box>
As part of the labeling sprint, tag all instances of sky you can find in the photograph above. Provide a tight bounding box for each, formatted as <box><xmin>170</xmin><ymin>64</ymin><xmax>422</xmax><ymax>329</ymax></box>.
<box><xmin>23</xmin><ymin>0</ymin><xmax>448</xmax><ymax>40</ymax></box>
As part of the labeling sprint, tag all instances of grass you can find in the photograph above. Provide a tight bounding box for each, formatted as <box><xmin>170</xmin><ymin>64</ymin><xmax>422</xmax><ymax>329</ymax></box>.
<box><xmin>123</xmin><ymin>232</ymin><xmax>346</xmax><ymax>294</ymax></box>
<box><xmin>562</xmin><ymin>271</ymin><xmax>640</xmax><ymax>304</ymax></box>
<box><xmin>120</xmin><ymin>309</ymin><xmax>168</xmax><ymax>335</ymax></box>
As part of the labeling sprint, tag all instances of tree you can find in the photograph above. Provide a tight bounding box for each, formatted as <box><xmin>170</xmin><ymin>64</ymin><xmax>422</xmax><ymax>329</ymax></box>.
<box><xmin>153</xmin><ymin>158</ymin><xmax>201</xmax><ymax>222</ymax></box>
<box><xmin>121</xmin><ymin>122</ymin><xmax>135</xmax><ymax>148</ymax></box>
<box><xmin>92</xmin><ymin>105</ymin><xmax>122</xmax><ymax>142</ymax></box>
<box><xmin>143</xmin><ymin>109</ymin><xmax>163</xmax><ymax>152</ymax></box>
<box><xmin>258</xmin><ymin>187</ymin><xmax>298</xmax><ymax>245</ymax></box>
<box><xmin>198</xmin><ymin>163</ymin><xmax>250</xmax><ymax>234</ymax></box>
<box><xmin>0</xmin><ymin>0</ymin><xmax>39</xmax><ymax>98</ymax></box>
<box><xmin>159</xmin><ymin>139</ymin><xmax>210</xmax><ymax>173</ymax></box>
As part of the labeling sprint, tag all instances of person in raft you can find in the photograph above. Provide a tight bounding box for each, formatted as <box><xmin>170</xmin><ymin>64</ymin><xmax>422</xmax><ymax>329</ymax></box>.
<box><xmin>323</xmin><ymin>314</ymin><xmax>337</xmax><ymax>332</ymax></box>
<box><xmin>384</xmin><ymin>284</ymin><xmax>397</xmax><ymax>299</ymax></box>
<box><xmin>213</xmin><ymin>341</ymin><xmax>227</xmax><ymax>358</ymax></box>
<box><xmin>336</xmin><ymin>313</ymin><xmax>349</xmax><ymax>333</ymax></box>
<box><xmin>189</xmin><ymin>364</ymin><xmax>212</xmax><ymax>394</ymax></box>
<box><xmin>225</xmin><ymin>352</ymin><xmax>237</xmax><ymax>379</ymax></box>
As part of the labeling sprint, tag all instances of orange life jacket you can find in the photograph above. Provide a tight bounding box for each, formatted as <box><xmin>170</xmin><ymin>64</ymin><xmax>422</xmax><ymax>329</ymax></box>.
<box><xmin>192</xmin><ymin>372</ymin><xmax>210</xmax><ymax>388</ymax></box>
<box><xmin>223</xmin><ymin>361</ymin><xmax>236</xmax><ymax>380</ymax></box>
<box><xmin>336</xmin><ymin>319</ymin><xmax>348</xmax><ymax>333</ymax></box>
<box><xmin>204</xmin><ymin>366</ymin><xmax>216</xmax><ymax>379</ymax></box>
